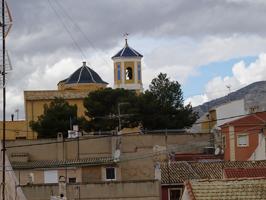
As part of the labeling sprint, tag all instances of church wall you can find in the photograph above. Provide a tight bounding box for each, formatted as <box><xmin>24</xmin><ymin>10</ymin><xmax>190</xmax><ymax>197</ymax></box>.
<box><xmin>59</xmin><ymin>83</ymin><xmax>106</xmax><ymax>91</ymax></box>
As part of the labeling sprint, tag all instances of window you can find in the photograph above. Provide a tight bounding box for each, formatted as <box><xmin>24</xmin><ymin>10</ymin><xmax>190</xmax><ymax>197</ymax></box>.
<box><xmin>137</xmin><ymin>63</ymin><xmax>141</xmax><ymax>80</ymax></box>
<box><xmin>125</xmin><ymin>67</ymin><xmax>133</xmax><ymax>80</ymax></box>
<box><xmin>68</xmin><ymin>177</ymin><xmax>76</xmax><ymax>183</ymax></box>
<box><xmin>169</xmin><ymin>188</ymin><xmax>182</xmax><ymax>200</ymax></box>
<box><xmin>117</xmin><ymin>64</ymin><xmax>121</xmax><ymax>80</ymax></box>
<box><xmin>222</xmin><ymin>135</ymin><xmax>226</xmax><ymax>149</ymax></box>
<box><xmin>237</xmin><ymin>134</ymin><xmax>249</xmax><ymax>147</ymax></box>
<box><xmin>105</xmin><ymin>167</ymin><xmax>116</xmax><ymax>180</ymax></box>
<box><xmin>44</xmin><ymin>170</ymin><xmax>58</xmax><ymax>183</ymax></box>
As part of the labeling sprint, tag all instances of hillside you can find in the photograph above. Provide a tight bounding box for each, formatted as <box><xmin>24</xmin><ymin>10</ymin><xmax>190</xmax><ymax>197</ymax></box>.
<box><xmin>193</xmin><ymin>81</ymin><xmax>266</xmax><ymax>117</ymax></box>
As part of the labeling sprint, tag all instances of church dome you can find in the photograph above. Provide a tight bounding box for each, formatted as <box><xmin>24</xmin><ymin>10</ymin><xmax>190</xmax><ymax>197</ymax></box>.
<box><xmin>62</xmin><ymin>62</ymin><xmax>108</xmax><ymax>85</ymax></box>
<box><xmin>57</xmin><ymin>62</ymin><xmax>108</xmax><ymax>91</ymax></box>
<box><xmin>112</xmin><ymin>39</ymin><xmax>143</xmax><ymax>59</ymax></box>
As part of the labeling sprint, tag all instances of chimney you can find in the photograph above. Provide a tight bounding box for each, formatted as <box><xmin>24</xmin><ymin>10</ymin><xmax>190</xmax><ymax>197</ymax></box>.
<box><xmin>82</xmin><ymin>61</ymin><xmax>86</xmax><ymax>67</ymax></box>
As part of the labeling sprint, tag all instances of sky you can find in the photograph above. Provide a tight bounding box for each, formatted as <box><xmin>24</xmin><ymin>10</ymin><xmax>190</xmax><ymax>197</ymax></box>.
<box><xmin>2</xmin><ymin>0</ymin><xmax>266</xmax><ymax>120</ymax></box>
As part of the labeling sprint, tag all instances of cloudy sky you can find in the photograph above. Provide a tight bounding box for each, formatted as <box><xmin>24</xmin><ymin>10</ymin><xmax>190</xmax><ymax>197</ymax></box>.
<box><xmin>2</xmin><ymin>0</ymin><xmax>266</xmax><ymax>119</ymax></box>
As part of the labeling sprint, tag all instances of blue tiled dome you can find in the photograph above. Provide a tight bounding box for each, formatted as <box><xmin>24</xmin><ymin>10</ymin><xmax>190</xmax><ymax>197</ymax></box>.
<box><xmin>112</xmin><ymin>39</ymin><xmax>143</xmax><ymax>59</ymax></box>
<box><xmin>59</xmin><ymin>62</ymin><xmax>108</xmax><ymax>85</ymax></box>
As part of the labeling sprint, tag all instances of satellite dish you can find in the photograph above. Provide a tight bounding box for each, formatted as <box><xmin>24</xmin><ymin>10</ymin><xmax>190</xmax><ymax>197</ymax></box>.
<box><xmin>214</xmin><ymin>147</ymin><xmax>221</xmax><ymax>155</ymax></box>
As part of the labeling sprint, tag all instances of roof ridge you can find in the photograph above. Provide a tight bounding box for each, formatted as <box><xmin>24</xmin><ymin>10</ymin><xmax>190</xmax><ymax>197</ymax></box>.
<box><xmin>120</xmin><ymin>46</ymin><xmax>126</xmax><ymax>56</ymax></box>
<box><xmin>85</xmin><ymin>66</ymin><xmax>96</xmax><ymax>83</ymax></box>
<box><xmin>77</xmin><ymin>65</ymin><xmax>84</xmax><ymax>83</ymax></box>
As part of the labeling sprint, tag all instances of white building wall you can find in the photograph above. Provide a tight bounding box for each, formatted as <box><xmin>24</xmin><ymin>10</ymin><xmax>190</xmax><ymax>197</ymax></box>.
<box><xmin>249</xmin><ymin>132</ymin><xmax>266</xmax><ymax>161</ymax></box>
<box><xmin>216</xmin><ymin>99</ymin><xmax>245</xmax><ymax>127</ymax></box>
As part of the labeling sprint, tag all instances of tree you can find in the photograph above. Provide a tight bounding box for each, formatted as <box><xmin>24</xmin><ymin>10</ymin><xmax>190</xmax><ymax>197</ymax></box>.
<box><xmin>83</xmin><ymin>88</ymin><xmax>139</xmax><ymax>131</ymax></box>
<box><xmin>138</xmin><ymin>73</ymin><xmax>198</xmax><ymax>129</ymax></box>
<box><xmin>83</xmin><ymin>73</ymin><xmax>198</xmax><ymax>131</ymax></box>
<box><xmin>30</xmin><ymin>98</ymin><xmax>82</xmax><ymax>138</ymax></box>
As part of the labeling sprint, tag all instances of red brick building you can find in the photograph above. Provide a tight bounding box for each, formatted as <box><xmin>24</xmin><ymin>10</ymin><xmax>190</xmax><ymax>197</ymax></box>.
<box><xmin>221</xmin><ymin>112</ymin><xmax>266</xmax><ymax>161</ymax></box>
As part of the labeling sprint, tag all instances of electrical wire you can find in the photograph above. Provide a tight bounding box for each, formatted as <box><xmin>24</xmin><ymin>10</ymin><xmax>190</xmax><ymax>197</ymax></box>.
<box><xmin>46</xmin><ymin>0</ymin><xmax>87</xmax><ymax>61</ymax></box>
<box><xmin>53</xmin><ymin>0</ymin><xmax>110</xmax><ymax>67</ymax></box>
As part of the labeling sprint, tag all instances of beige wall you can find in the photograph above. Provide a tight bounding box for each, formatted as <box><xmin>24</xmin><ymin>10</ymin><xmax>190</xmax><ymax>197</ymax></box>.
<box><xmin>7</xmin><ymin>133</ymin><xmax>210</xmax><ymax>161</ymax></box>
<box><xmin>22</xmin><ymin>180</ymin><xmax>160</xmax><ymax>200</ymax></box>
<box><xmin>7</xmin><ymin>133</ymin><xmax>210</xmax><ymax>184</ymax></box>
<box><xmin>16</xmin><ymin>168</ymin><xmax>83</xmax><ymax>185</ymax></box>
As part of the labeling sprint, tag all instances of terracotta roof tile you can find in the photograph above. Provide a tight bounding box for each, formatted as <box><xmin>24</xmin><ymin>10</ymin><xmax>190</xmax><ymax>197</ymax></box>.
<box><xmin>186</xmin><ymin>178</ymin><xmax>266</xmax><ymax>200</ymax></box>
<box><xmin>161</xmin><ymin>162</ymin><xmax>200</xmax><ymax>184</ymax></box>
<box><xmin>161</xmin><ymin>160</ymin><xmax>266</xmax><ymax>184</ymax></box>
<box><xmin>224</xmin><ymin>167</ymin><xmax>266</xmax><ymax>178</ymax></box>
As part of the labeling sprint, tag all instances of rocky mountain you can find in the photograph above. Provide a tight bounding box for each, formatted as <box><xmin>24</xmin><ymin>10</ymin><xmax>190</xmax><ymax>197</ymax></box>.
<box><xmin>193</xmin><ymin>81</ymin><xmax>266</xmax><ymax>117</ymax></box>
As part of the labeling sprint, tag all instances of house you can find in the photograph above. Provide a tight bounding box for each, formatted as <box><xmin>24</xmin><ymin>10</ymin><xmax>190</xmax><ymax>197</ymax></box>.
<box><xmin>160</xmin><ymin>160</ymin><xmax>266</xmax><ymax>200</ymax></box>
<box><xmin>181</xmin><ymin>178</ymin><xmax>266</xmax><ymax>200</ymax></box>
<box><xmin>0</xmin><ymin>39</ymin><xmax>144</xmax><ymax>140</ymax></box>
<box><xmin>221</xmin><ymin>111</ymin><xmax>266</xmax><ymax>161</ymax></box>
<box><xmin>6</xmin><ymin>131</ymin><xmax>210</xmax><ymax>199</ymax></box>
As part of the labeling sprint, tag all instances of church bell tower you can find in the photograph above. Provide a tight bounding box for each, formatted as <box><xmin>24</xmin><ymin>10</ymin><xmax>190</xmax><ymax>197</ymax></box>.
<box><xmin>112</xmin><ymin>37</ymin><xmax>143</xmax><ymax>93</ymax></box>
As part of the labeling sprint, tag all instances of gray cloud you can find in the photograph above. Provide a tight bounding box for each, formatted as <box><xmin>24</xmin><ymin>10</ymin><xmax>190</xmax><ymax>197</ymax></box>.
<box><xmin>2</xmin><ymin>0</ymin><xmax>266</xmax><ymax>118</ymax></box>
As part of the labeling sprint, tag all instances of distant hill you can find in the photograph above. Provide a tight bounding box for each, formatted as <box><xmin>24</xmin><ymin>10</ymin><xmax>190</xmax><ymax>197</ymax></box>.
<box><xmin>193</xmin><ymin>81</ymin><xmax>266</xmax><ymax>117</ymax></box>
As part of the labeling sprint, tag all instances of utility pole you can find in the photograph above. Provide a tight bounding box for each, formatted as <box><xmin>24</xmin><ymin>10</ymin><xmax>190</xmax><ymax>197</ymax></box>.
<box><xmin>1</xmin><ymin>0</ymin><xmax>6</xmax><ymax>199</ymax></box>
<box><xmin>117</xmin><ymin>102</ymin><xmax>129</xmax><ymax>131</ymax></box>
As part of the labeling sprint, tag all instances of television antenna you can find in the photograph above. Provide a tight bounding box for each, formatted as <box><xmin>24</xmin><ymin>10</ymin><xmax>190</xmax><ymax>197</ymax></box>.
<box><xmin>1</xmin><ymin>1</ymin><xmax>13</xmax><ymax>200</ymax></box>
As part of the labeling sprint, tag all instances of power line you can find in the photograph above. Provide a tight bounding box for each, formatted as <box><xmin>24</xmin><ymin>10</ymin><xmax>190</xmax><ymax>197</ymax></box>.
<box><xmin>53</xmin><ymin>0</ymin><xmax>110</xmax><ymax>67</ymax></box>
<box><xmin>46</xmin><ymin>0</ymin><xmax>87</xmax><ymax>61</ymax></box>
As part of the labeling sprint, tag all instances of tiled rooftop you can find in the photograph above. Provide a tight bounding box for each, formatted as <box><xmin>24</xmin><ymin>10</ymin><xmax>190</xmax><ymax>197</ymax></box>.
<box><xmin>161</xmin><ymin>160</ymin><xmax>266</xmax><ymax>184</ymax></box>
<box><xmin>112</xmin><ymin>40</ymin><xmax>143</xmax><ymax>59</ymax></box>
<box><xmin>12</xmin><ymin>157</ymin><xmax>115</xmax><ymax>169</ymax></box>
<box><xmin>224</xmin><ymin>167</ymin><xmax>266</xmax><ymax>178</ymax></box>
<box><xmin>184</xmin><ymin>178</ymin><xmax>266</xmax><ymax>200</ymax></box>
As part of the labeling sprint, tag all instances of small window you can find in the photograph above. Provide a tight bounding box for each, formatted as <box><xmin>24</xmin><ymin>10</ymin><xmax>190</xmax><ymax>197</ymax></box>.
<box><xmin>222</xmin><ymin>135</ymin><xmax>226</xmax><ymax>149</ymax></box>
<box><xmin>125</xmin><ymin>67</ymin><xmax>133</xmax><ymax>80</ymax></box>
<box><xmin>137</xmin><ymin>63</ymin><xmax>141</xmax><ymax>80</ymax></box>
<box><xmin>106</xmin><ymin>167</ymin><xmax>116</xmax><ymax>180</ymax></box>
<box><xmin>117</xmin><ymin>64</ymin><xmax>121</xmax><ymax>80</ymax></box>
<box><xmin>237</xmin><ymin>134</ymin><xmax>249</xmax><ymax>147</ymax></box>
<box><xmin>169</xmin><ymin>188</ymin><xmax>182</xmax><ymax>200</ymax></box>
<box><xmin>68</xmin><ymin>177</ymin><xmax>76</xmax><ymax>183</ymax></box>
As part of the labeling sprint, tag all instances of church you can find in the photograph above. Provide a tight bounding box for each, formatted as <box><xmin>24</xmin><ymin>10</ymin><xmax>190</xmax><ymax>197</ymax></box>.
<box><xmin>0</xmin><ymin>39</ymin><xmax>143</xmax><ymax>140</ymax></box>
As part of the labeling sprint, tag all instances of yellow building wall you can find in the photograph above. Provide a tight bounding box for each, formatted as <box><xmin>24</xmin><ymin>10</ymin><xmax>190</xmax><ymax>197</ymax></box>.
<box><xmin>25</xmin><ymin>98</ymin><xmax>87</xmax><ymax>123</ymax></box>
<box><xmin>201</xmin><ymin>109</ymin><xmax>217</xmax><ymax>133</ymax></box>
<box><xmin>0</xmin><ymin>120</ymin><xmax>36</xmax><ymax>140</ymax></box>
<box><xmin>58</xmin><ymin>83</ymin><xmax>106</xmax><ymax>91</ymax></box>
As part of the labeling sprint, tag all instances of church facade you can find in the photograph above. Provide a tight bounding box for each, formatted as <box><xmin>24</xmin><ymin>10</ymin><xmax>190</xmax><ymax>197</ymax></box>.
<box><xmin>0</xmin><ymin>39</ymin><xmax>143</xmax><ymax>140</ymax></box>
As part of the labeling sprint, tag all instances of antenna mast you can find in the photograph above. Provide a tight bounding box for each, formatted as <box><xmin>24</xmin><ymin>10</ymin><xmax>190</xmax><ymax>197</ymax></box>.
<box><xmin>1</xmin><ymin>1</ymin><xmax>12</xmax><ymax>199</ymax></box>
<box><xmin>1</xmin><ymin>0</ymin><xmax>6</xmax><ymax>198</ymax></box>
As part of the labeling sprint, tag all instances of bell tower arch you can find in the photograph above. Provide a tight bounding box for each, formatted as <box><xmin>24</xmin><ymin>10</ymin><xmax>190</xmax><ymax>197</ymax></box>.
<box><xmin>112</xmin><ymin>38</ymin><xmax>143</xmax><ymax>93</ymax></box>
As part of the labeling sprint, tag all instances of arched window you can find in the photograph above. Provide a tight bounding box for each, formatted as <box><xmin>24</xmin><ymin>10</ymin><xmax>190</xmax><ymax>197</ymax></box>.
<box><xmin>125</xmin><ymin>67</ymin><xmax>133</xmax><ymax>80</ymax></box>
<box><xmin>117</xmin><ymin>64</ymin><xmax>121</xmax><ymax>80</ymax></box>
<box><xmin>137</xmin><ymin>63</ymin><xmax>141</xmax><ymax>80</ymax></box>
